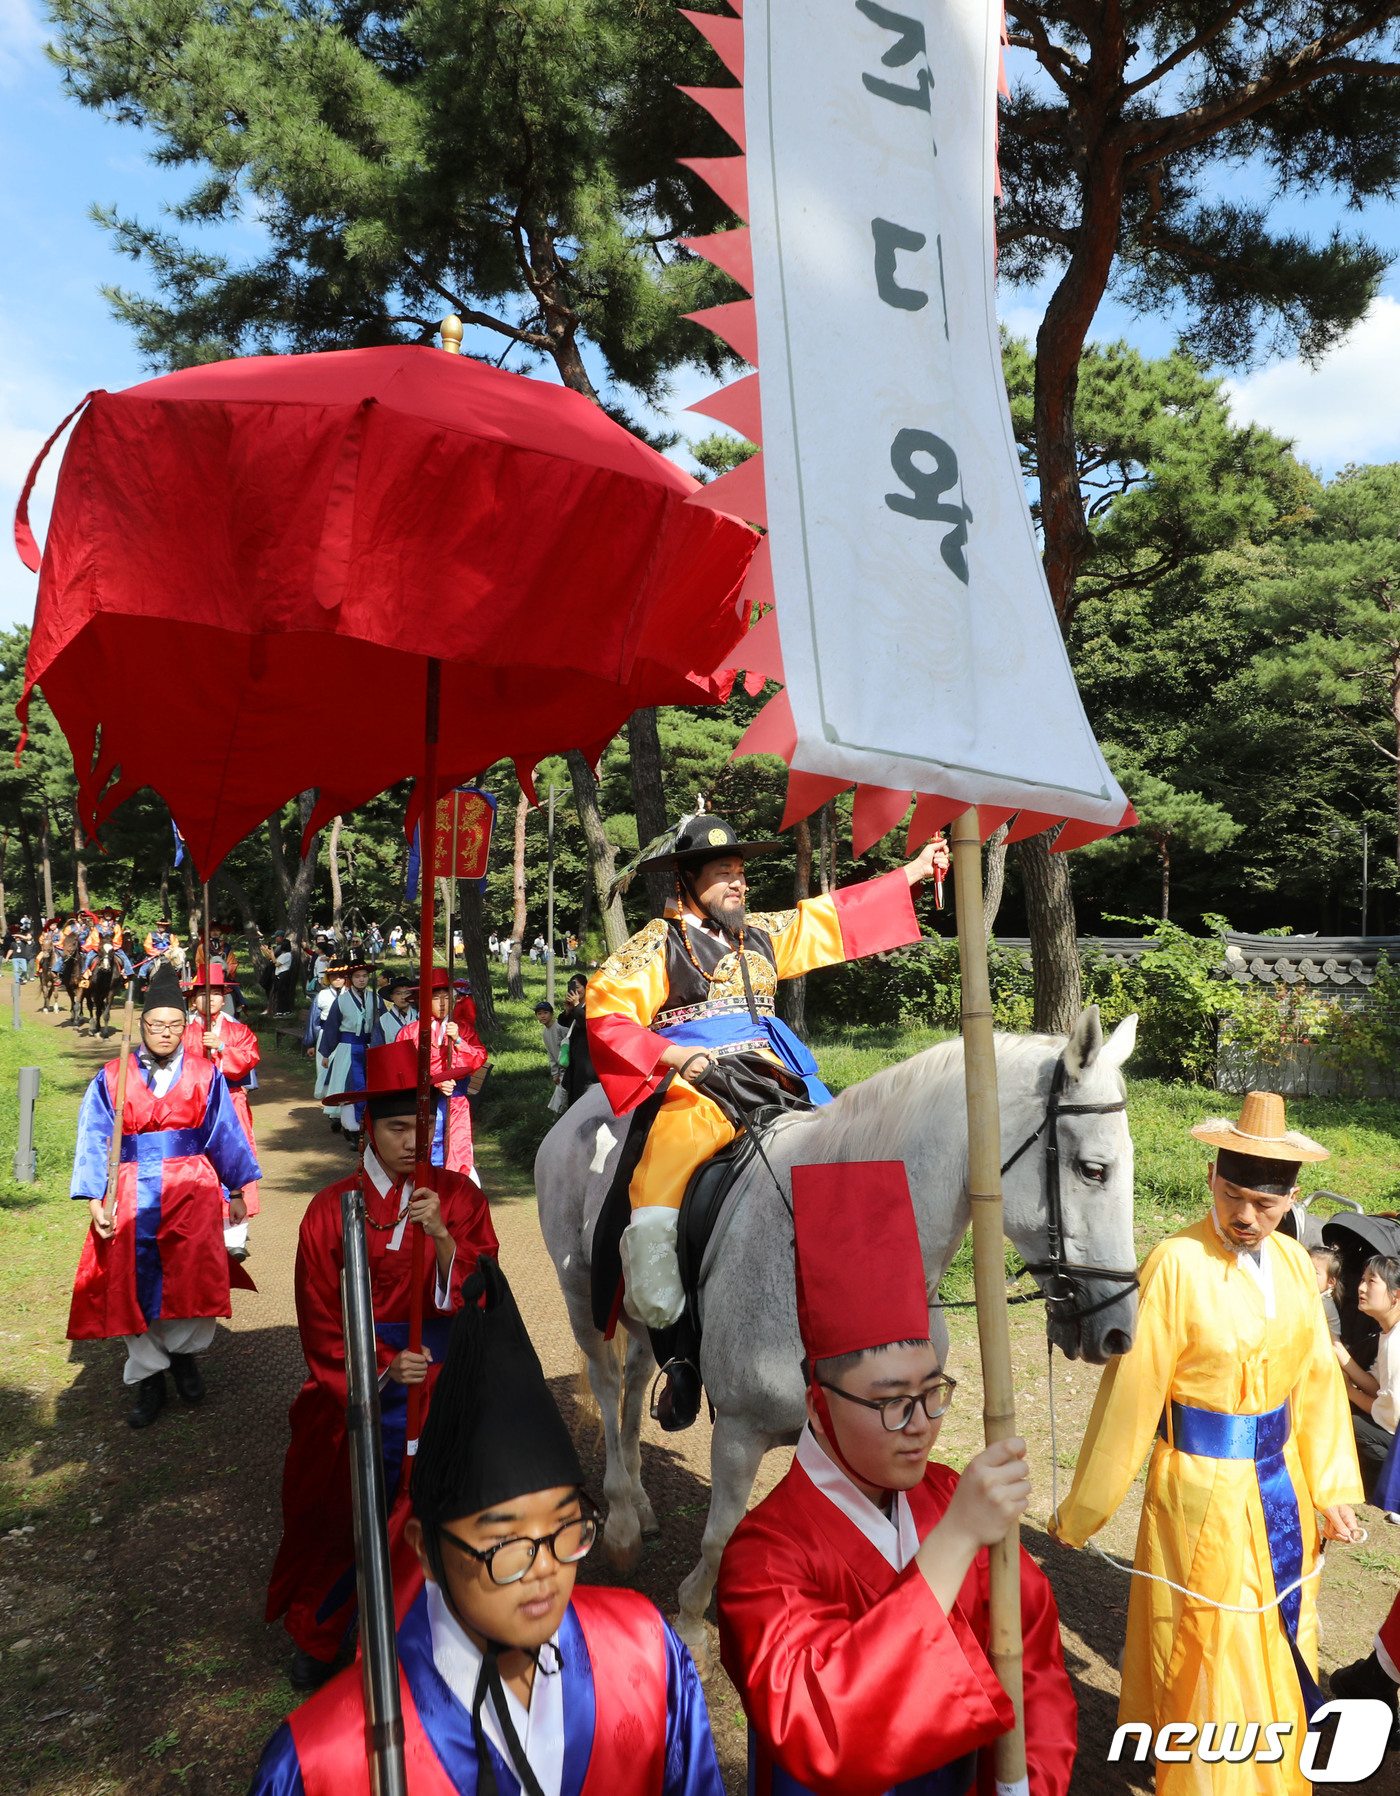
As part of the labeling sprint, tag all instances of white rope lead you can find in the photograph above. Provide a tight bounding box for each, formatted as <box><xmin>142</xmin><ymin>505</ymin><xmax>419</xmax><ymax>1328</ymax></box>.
<box><xmin>1043</xmin><ymin>1343</ymin><xmax>1358</xmax><ymax>1616</ymax></box>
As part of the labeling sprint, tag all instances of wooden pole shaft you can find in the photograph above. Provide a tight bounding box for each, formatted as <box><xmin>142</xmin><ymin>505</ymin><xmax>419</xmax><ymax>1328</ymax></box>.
<box><xmin>949</xmin><ymin>806</ymin><xmax>1026</xmax><ymax>1785</ymax></box>
<box><xmin>408</xmin><ymin>657</ymin><xmax>441</xmax><ymax>1448</ymax></box>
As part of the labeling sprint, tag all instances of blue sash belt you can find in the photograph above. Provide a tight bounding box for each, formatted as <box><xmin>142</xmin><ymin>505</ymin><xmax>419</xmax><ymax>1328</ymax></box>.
<box><xmin>121</xmin><ymin>1128</ymin><xmax>205</xmax><ymax>1161</ymax></box>
<box><xmin>1158</xmin><ymin>1398</ymin><xmax>1322</xmax><ymax>1714</ymax></box>
<box><xmin>657</xmin><ymin>1013</ymin><xmax>833</xmax><ymax>1106</ymax></box>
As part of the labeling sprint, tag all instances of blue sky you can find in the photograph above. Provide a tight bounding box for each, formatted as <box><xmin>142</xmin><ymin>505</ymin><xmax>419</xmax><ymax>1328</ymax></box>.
<box><xmin>5</xmin><ymin>1</ymin><xmax>1400</xmax><ymax>632</ymax></box>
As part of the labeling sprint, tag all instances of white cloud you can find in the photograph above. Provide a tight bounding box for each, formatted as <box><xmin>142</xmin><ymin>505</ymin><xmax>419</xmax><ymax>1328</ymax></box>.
<box><xmin>1224</xmin><ymin>296</ymin><xmax>1400</xmax><ymax>474</ymax></box>
<box><xmin>0</xmin><ymin>0</ymin><xmax>45</xmax><ymax>86</ymax></box>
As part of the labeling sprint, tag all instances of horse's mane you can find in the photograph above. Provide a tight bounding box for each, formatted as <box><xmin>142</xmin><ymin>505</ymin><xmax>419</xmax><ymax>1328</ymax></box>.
<box><xmin>797</xmin><ymin>1029</ymin><xmax>1064</xmax><ymax>1162</ymax></box>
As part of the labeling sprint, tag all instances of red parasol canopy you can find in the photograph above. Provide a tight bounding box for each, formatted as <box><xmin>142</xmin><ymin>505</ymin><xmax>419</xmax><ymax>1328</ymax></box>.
<box><xmin>16</xmin><ymin>345</ymin><xmax>756</xmax><ymax>876</ymax></box>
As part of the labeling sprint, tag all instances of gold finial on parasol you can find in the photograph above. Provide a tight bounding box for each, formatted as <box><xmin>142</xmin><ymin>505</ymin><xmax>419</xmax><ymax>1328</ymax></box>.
<box><xmin>440</xmin><ymin>315</ymin><xmax>463</xmax><ymax>354</ymax></box>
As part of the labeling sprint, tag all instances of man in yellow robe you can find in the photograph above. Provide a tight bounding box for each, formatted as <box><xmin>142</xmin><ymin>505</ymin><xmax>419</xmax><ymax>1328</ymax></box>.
<box><xmin>1050</xmin><ymin>1090</ymin><xmax>1363</xmax><ymax>1794</ymax></box>
<box><xmin>586</xmin><ymin>811</ymin><xmax>945</xmax><ymax>1426</ymax></box>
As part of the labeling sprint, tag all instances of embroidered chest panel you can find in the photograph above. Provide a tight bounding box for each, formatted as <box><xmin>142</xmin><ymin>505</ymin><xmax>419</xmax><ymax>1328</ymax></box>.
<box><xmin>662</xmin><ymin>918</ymin><xmax>779</xmax><ymax>1011</ymax></box>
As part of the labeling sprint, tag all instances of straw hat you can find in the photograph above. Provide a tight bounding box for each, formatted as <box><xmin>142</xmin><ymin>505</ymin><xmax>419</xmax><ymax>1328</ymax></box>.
<box><xmin>1189</xmin><ymin>1091</ymin><xmax>1329</xmax><ymax>1164</ymax></box>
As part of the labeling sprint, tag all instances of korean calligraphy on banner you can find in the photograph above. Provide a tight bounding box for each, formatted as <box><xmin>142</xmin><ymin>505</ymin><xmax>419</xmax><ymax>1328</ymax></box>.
<box><xmin>741</xmin><ymin>0</ymin><xmax>1128</xmax><ymax>827</ymax></box>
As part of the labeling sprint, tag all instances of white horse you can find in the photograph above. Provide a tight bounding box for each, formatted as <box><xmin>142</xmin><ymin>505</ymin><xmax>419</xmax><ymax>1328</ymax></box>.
<box><xmin>535</xmin><ymin>1006</ymin><xmax>1138</xmax><ymax>1669</ymax></box>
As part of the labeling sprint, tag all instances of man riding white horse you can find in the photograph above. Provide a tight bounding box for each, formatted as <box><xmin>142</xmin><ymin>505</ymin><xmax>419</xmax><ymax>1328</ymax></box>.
<box><xmin>585</xmin><ymin>811</ymin><xmax>949</xmax><ymax>1428</ymax></box>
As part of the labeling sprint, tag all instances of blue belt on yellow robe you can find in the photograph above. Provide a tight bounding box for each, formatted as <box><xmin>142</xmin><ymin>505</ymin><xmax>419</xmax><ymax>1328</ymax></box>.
<box><xmin>655</xmin><ymin>1011</ymin><xmax>832</xmax><ymax>1106</ymax></box>
<box><xmin>1159</xmin><ymin>1398</ymin><xmax>1323</xmax><ymax>1714</ymax></box>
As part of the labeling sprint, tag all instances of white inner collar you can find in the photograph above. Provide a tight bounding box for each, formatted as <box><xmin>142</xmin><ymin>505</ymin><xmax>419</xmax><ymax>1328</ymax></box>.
<box><xmin>1210</xmin><ymin>1210</ymin><xmax>1276</xmax><ymax>1318</ymax></box>
<box><xmin>796</xmin><ymin>1424</ymin><xmax>921</xmax><ymax>1571</ymax></box>
<box><xmin>426</xmin><ymin>1582</ymin><xmax>565</xmax><ymax>1796</ymax></box>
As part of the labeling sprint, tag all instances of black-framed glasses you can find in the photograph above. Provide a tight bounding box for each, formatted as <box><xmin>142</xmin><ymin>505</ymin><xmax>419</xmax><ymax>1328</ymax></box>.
<box><xmin>819</xmin><ymin>1376</ymin><xmax>958</xmax><ymax>1432</ymax></box>
<box><xmin>439</xmin><ymin>1516</ymin><xmax>597</xmax><ymax>1586</ymax></box>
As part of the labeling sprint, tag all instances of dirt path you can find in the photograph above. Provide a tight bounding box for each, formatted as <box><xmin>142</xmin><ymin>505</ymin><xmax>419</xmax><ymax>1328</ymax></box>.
<box><xmin>4</xmin><ymin>990</ymin><xmax>1396</xmax><ymax>1795</ymax></box>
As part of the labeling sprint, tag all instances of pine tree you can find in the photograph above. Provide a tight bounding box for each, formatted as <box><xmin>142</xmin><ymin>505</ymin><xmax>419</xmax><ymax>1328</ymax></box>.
<box><xmin>1254</xmin><ymin>463</ymin><xmax>1400</xmax><ymax>868</ymax></box>
<box><xmin>1000</xmin><ymin>0</ymin><xmax>1400</xmax><ymax>1025</ymax></box>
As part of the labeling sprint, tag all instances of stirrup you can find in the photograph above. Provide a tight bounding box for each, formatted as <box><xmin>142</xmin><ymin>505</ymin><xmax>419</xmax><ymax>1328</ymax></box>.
<box><xmin>649</xmin><ymin>1357</ymin><xmax>702</xmax><ymax>1432</ymax></box>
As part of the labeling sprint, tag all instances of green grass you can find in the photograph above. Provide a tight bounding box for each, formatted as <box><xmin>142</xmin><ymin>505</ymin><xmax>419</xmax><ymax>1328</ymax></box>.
<box><xmin>468</xmin><ymin>968</ymin><xmax>1400</xmax><ymax>1302</ymax></box>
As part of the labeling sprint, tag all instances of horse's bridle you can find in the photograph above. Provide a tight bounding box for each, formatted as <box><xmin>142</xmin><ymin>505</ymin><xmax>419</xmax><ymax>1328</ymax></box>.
<box><xmin>1000</xmin><ymin>1054</ymin><xmax>1140</xmax><ymax>1327</ymax></box>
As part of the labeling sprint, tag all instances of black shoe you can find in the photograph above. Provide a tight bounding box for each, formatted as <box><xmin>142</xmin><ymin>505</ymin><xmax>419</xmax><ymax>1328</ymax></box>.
<box><xmin>344</xmin><ymin>1131</ymin><xmax>362</xmax><ymax>1155</ymax></box>
<box><xmin>127</xmin><ymin>1371</ymin><xmax>167</xmax><ymax>1429</ymax></box>
<box><xmin>329</xmin><ymin>1119</ymin><xmax>342</xmax><ymax>1135</ymax></box>
<box><xmin>168</xmin><ymin>1352</ymin><xmax>205</xmax><ymax>1404</ymax></box>
<box><xmin>1330</xmin><ymin>1651</ymin><xmax>1400</xmax><ymax>1751</ymax></box>
<box><xmin>288</xmin><ymin>1646</ymin><xmax>337</xmax><ymax>1691</ymax></box>
<box><xmin>651</xmin><ymin>1359</ymin><xmax>702</xmax><ymax>1433</ymax></box>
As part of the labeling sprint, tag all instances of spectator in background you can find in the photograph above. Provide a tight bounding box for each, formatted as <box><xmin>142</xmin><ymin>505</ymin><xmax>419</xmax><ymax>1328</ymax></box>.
<box><xmin>558</xmin><ymin>973</ymin><xmax>598</xmax><ymax>1108</ymax></box>
<box><xmin>1312</xmin><ymin>1244</ymin><xmax>1343</xmax><ymax>1344</ymax></box>
<box><xmin>272</xmin><ymin>937</ymin><xmax>300</xmax><ymax>1017</ymax></box>
<box><xmin>4</xmin><ymin>922</ymin><xmax>30</xmax><ymax>984</ymax></box>
<box><xmin>1337</xmin><ymin>1254</ymin><xmax>1400</xmax><ymax>1515</ymax></box>
<box><xmin>536</xmin><ymin>1000</ymin><xmax>565</xmax><ymax>1110</ymax></box>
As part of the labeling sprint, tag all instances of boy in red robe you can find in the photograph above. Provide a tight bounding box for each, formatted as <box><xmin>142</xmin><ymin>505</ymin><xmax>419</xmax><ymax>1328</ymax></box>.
<box><xmin>249</xmin><ymin>1257</ymin><xmax>725</xmax><ymax>1796</ymax></box>
<box><xmin>67</xmin><ymin>961</ymin><xmax>260</xmax><ymax>1429</ymax></box>
<box><xmin>718</xmin><ymin>1161</ymin><xmax>1076</xmax><ymax>1796</ymax></box>
<box><xmin>182</xmin><ymin>963</ymin><xmax>262</xmax><ymax>1239</ymax></box>
<box><xmin>391</xmin><ymin>968</ymin><xmax>487</xmax><ymax>1178</ymax></box>
<box><xmin>266</xmin><ymin>1039</ymin><xmax>499</xmax><ymax>1689</ymax></box>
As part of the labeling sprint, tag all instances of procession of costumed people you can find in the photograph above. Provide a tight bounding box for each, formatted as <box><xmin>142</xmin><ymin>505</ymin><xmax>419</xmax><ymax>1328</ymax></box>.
<box><xmin>51</xmin><ymin>811</ymin><xmax>1400</xmax><ymax>1796</ymax></box>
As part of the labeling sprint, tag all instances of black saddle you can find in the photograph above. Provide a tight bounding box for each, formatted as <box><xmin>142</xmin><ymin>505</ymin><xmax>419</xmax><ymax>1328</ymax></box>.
<box><xmin>588</xmin><ymin>1084</ymin><xmax>789</xmax><ymax>1343</ymax></box>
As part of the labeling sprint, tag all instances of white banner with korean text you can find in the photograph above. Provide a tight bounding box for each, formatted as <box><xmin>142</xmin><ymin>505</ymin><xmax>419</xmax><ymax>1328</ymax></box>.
<box><xmin>744</xmin><ymin>0</ymin><xmax>1127</xmax><ymax>825</ymax></box>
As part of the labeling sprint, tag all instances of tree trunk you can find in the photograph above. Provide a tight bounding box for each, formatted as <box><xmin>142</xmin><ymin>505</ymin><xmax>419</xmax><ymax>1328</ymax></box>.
<box><xmin>817</xmin><ymin>800</ymin><xmax>836</xmax><ymax>895</ymax></box>
<box><xmin>567</xmin><ymin>750</ymin><xmax>627</xmax><ymax>953</ymax></box>
<box><xmin>1161</xmin><ymin>840</ymin><xmax>1171</xmax><ymax>921</ymax></box>
<box><xmin>1015</xmin><ymin>830</ymin><xmax>1081</xmax><ymax>1033</ymax></box>
<box><xmin>328</xmin><ymin>814</ymin><xmax>344</xmax><ymax>941</ymax></box>
<box><xmin>777</xmin><ymin>816</ymin><xmax>813</xmax><ymax>1039</ymax></box>
<box><xmin>39</xmin><ymin>807</ymin><xmax>54</xmax><ymax>919</ymax></box>
<box><xmin>159</xmin><ymin>863</ymin><xmax>170</xmax><ymax>921</ymax></box>
<box><xmin>0</xmin><ymin>830</ymin><xmax>10</xmax><ymax>936</ymax></box>
<box><xmin>457</xmin><ymin>874</ymin><xmax>498</xmax><ymax>1035</ymax></box>
<box><xmin>982</xmin><ymin>823</ymin><xmax>1010</xmax><ymax>938</ymax></box>
<box><xmin>73</xmin><ymin>820</ymin><xmax>89</xmax><ymax>913</ymax></box>
<box><xmin>575</xmin><ymin>862</ymin><xmax>594</xmax><ymax>947</ymax></box>
<box><xmin>267</xmin><ymin>806</ymin><xmax>292</xmax><ymax>930</ymax></box>
<box><xmin>284</xmin><ymin>789</ymin><xmax>323</xmax><ymax>948</ymax></box>
<box><xmin>628</xmin><ymin>707</ymin><xmax>672</xmax><ymax>918</ymax></box>
<box><xmin>18</xmin><ymin>816</ymin><xmax>40</xmax><ymax>926</ymax></box>
<box><xmin>213</xmin><ymin>866</ymin><xmax>264</xmax><ymax>969</ymax></box>
<box><xmin>507</xmin><ymin>789</ymin><xmax>529</xmax><ymax>1002</ymax></box>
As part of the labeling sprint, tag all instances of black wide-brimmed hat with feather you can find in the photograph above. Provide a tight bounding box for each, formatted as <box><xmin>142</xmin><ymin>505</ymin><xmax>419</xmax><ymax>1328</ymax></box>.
<box><xmin>413</xmin><ymin>1257</ymin><xmax>583</xmax><ymax>1527</ymax></box>
<box><xmin>611</xmin><ymin>813</ymin><xmax>786</xmax><ymax>904</ymax></box>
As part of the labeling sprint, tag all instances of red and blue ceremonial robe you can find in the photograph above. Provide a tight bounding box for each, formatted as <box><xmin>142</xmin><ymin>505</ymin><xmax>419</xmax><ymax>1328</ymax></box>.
<box><xmin>182</xmin><ymin>1011</ymin><xmax>263</xmax><ymax>1212</ymax></box>
<box><xmin>718</xmin><ymin>1455</ymin><xmax>1077</xmax><ymax>1796</ymax></box>
<box><xmin>390</xmin><ymin>1018</ymin><xmax>487</xmax><ymax>1178</ymax></box>
<box><xmin>248</xmin><ymin>1583</ymin><xmax>724</xmax><ymax>1796</ymax></box>
<box><xmin>266</xmin><ymin>1163</ymin><xmax>499</xmax><ymax>1661</ymax></box>
<box><xmin>67</xmin><ymin>1048</ymin><xmax>261</xmax><ymax>1340</ymax></box>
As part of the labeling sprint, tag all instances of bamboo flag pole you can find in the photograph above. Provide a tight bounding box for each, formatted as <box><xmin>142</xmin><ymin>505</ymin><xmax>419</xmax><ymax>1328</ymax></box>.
<box><xmin>949</xmin><ymin>805</ymin><xmax>1026</xmax><ymax>1786</ymax></box>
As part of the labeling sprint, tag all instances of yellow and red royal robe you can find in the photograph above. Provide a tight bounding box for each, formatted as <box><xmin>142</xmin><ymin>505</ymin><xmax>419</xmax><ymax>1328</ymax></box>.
<box><xmin>585</xmin><ymin>871</ymin><xmax>922</xmax><ymax>1210</ymax></box>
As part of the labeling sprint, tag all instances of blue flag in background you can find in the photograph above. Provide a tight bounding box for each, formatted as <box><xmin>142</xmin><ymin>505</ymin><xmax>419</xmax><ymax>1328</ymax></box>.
<box><xmin>171</xmin><ymin>817</ymin><xmax>185</xmax><ymax>868</ymax></box>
